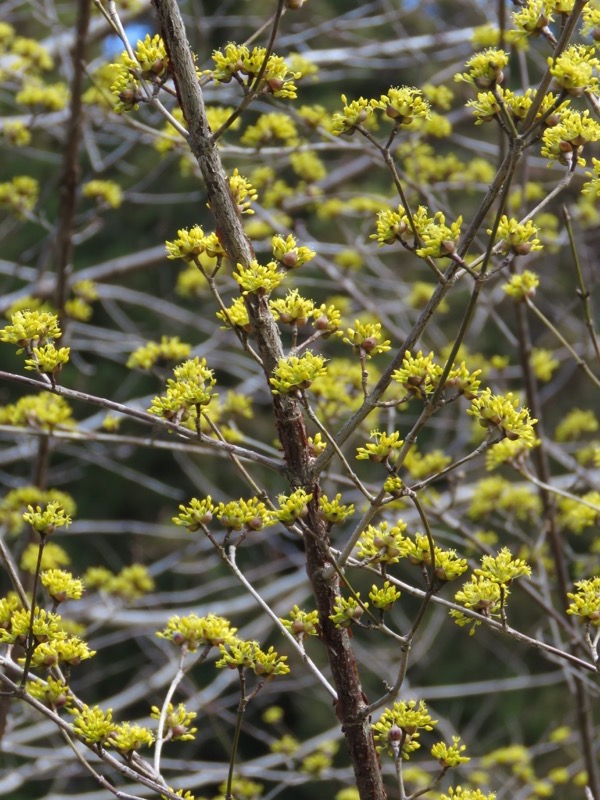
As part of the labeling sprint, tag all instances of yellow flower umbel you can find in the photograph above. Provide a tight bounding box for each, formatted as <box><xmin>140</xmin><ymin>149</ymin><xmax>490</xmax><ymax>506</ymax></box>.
<box><xmin>502</xmin><ymin>270</ymin><xmax>540</xmax><ymax>301</ymax></box>
<box><xmin>491</xmin><ymin>216</ymin><xmax>542</xmax><ymax>256</ymax></box>
<box><xmin>215</xmin><ymin>638</ymin><xmax>290</xmax><ymax>676</ymax></box>
<box><xmin>0</xmin><ymin>606</ymin><xmax>65</xmax><ymax>647</ymax></box>
<box><xmin>541</xmin><ymin>109</ymin><xmax>600</xmax><ymax>167</ymax></box>
<box><xmin>273</xmin><ymin>488</ymin><xmax>313</xmax><ymax>525</ymax></box>
<box><xmin>270</xmin><ymin>353</ymin><xmax>327</xmax><ymax>395</ymax></box>
<box><xmin>331</xmin><ymin>94</ymin><xmax>374</xmax><ymax>136</ymax></box>
<box><xmin>512</xmin><ymin>0</ymin><xmax>553</xmax><ymax>37</ymax></box>
<box><xmin>82</xmin><ymin>179</ymin><xmax>123</xmax><ymax>209</ymax></box>
<box><xmin>165</xmin><ymin>225</ymin><xmax>225</xmax><ymax>265</ymax></box>
<box><xmin>548</xmin><ymin>44</ymin><xmax>599</xmax><ymax>96</ymax></box>
<box><xmin>23</xmin><ymin>502</ymin><xmax>72</xmax><ymax>537</ymax></box>
<box><xmin>391</xmin><ymin>350</ymin><xmax>444</xmax><ymax>399</ymax></box>
<box><xmin>343</xmin><ymin>320</ymin><xmax>391</xmax><ymax>358</ymax></box>
<box><xmin>451</xmin><ymin>548</ymin><xmax>530</xmax><ymax>633</ymax></box>
<box><xmin>371</xmin><ymin>205</ymin><xmax>410</xmax><ymax>245</ymax></box>
<box><xmin>431</xmin><ymin>736</ymin><xmax>470</xmax><ymax>768</ymax></box>
<box><xmin>1</xmin><ymin>309</ymin><xmax>69</xmax><ymax>381</ymax></box>
<box><xmin>173</xmin><ymin>496</ymin><xmax>215</xmax><ymax>531</ymax></box>
<box><xmin>157</xmin><ymin>613</ymin><xmax>237</xmax><ymax>650</ymax></box>
<box><xmin>127</xmin><ymin>336</ymin><xmax>191</xmax><ymax>370</ymax></box>
<box><xmin>215</xmin><ymin>497</ymin><xmax>273</xmax><ymax>532</ymax></box>
<box><xmin>110</xmin><ymin>723</ymin><xmax>155</xmax><ymax>755</ymax></box>
<box><xmin>439</xmin><ymin>788</ymin><xmax>495</xmax><ymax>800</ymax></box>
<box><xmin>148</xmin><ymin>357</ymin><xmax>217</xmax><ymax>424</ymax></box>
<box><xmin>371</xmin><ymin>86</ymin><xmax>431</xmax><ymax>126</ymax></box>
<box><xmin>0</xmin><ymin>392</ymin><xmax>75</xmax><ymax>432</ymax></box>
<box><xmin>241</xmin><ymin>112</ymin><xmax>300</xmax><ymax>147</ymax></box>
<box><xmin>369</xmin><ymin>581</ymin><xmax>401</xmax><ymax>611</ymax></box>
<box><xmin>216</xmin><ymin>296</ymin><xmax>251</xmax><ymax>331</ymax></box>
<box><xmin>227</xmin><ymin>168</ymin><xmax>258</xmax><ymax>215</ymax></box>
<box><xmin>71</xmin><ymin>705</ymin><xmax>115</xmax><ymax>746</ymax></box>
<box><xmin>41</xmin><ymin>569</ymin><xmax>84</xmax><ymax>604</ymax></box>
<box><xmin>16</xmin><ymin>81</ymin><xmax>69</xmax><ymax>112</ymax></box>
<box><xmin>356</xmin><ymin>520</ymin><xmax>409</xmax><ymax>564</ymax></box>
<box><xmin>270</xmin><ymin>289</ymin><xmax>316</xmax><ymax>326</ymax></box>
<box><xmin>356</xmin><ymin>429</ymin><xmax>404</xmax><ymax>463</ymax></box>
<box><xmin>271</xmin><ymin>233</ymin><xmax>316</xmax><ymax>269</ymax></box>
<box><xmin>330</xmin><ymin>593</ymin><xmax>368</xmax><ymax>627</ymax></box>
<box><xmin>151</xmin><ymin>702</ymin><xmax>197</xmax><ymax>741</ymax></box>
<box><xmin>122</xmin><ymin>34</ymin><xmax>169</xmax><ymax>80</ymax></box>
<box><xmin>208</xmin><ymin>42</ymin><xmax>301</xmax><ymax>99</ymax></box>
<box><xmin>454</xmin><ymin>49</ymin><xmax>509</xmax><ymax>89</ymax></box>
<box><xmin>1</xmin><ymin>309</ymin><xmax>60</xmax><ymax>352</ymax></box>
<box><xmin>567</xmin><ymin>577</ymin><xmax>600</xmax><ymax>625</ymax></box>
<box><xmin>372</xmin><ymin>699</ymin><xmax>437</xmax><ymax>759</ymax></box>
<box><xmin>0</xmin><ymin>176</ymin><xmax>39</xmax><ymax>216</ymax></box>
<box><xmin>415</xmin><ymin>211</ymin><xmax>462</xmax><ymax>259</ymax></box>
<box><xmin>280</xmin><ymin>606</ymin><xmax>319</xmax><ymax>640</ymax></box>
<box><xmin>318</xmin><ymin>493</ymin><xmax>355</xmax><ymax>525</ymax></box>
<box><xmin>467</xmin><ymin>389</ymin><xmax>537</xmax><ymax>445</ymax></box>
<box><xmin>233</xmin><ymin>260</ymin><xmax>284</xmax><ymax>296</ymax></box>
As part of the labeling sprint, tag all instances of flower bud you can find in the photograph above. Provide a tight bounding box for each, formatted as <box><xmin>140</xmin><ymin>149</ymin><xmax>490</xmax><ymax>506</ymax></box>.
<box><xmin>246</xmin><ymin>516</ymin><xmax>264</xmax><ymax>531</ymax></box>
<box><xmin>267</xmin><ymin>78</ymin><xmax>285</xmax><ymax>93</ymax></box>
<box><xmin>512</xmin><ymin>241</ymin><xmax>533</xmax><ymax>256</ymax></box>
<box><xmin>361</xmin><ymin>337</ymin><xmax>378</xmax><ymax>353</ymax></box>
<box><xmin>313</xmin><ymin>315</ymin><xmax>330</xmax><ymax>331</ymax></box>
<box><xmin>388</xmin><ymin>724</ymin><xmax>403</xmax><ymax>742</ymax></box>
<box><xmin>281</xmin><ymin>250</ymin><xmax>299</xmax><ymax>268</ymax></box>
<box><xmin>291</xmin><ymin>619</ymin><xmax>306</xmax><ymax>635</ymax></box>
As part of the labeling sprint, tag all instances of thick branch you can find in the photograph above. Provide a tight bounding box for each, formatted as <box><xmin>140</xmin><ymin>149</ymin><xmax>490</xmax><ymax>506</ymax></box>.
<box><xmin>150</xmin><ymin>3</ymin><xmax>387</xmax><ymax>797</ymax></box>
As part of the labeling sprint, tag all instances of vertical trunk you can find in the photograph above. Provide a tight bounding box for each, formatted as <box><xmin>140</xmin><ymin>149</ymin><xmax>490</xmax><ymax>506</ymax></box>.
<box><xmin>152</xmin><ymin>2</ymin><xmax>387</xmax><ymax>796</ymax></box>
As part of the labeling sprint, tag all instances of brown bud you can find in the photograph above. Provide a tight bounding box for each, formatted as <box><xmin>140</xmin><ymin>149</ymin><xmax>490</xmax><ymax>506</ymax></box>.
<box><xmin>361</xmin><ymin>337</ymin><xmax>378</xmax><ymax>353</ymax></box>
<box><xmin>267</xmin><ymin>78</ymin><xmax>285</xmax><ymax>93</ymax></box>
<box><xmin>388</xmin><ymin>725</ymin><xmax>403</xmax><ymax>742</ymax></box>
<box><xmin>313</xmin><ymin>315</ymin><xmax>330</xmax><ymax>331</ymax></box>
<box><xmin>291</xmin><ymin>619</ymin><xmax>306</xmax><ymax>635</ymax></box>
<box><xmin>512</xmin><ymin>241</ymin><xmax>533</xmax><ymax>256</ymax></box>
<box><xmin>281</xmin><ymin>250</ymin><xmax>299</xmax><ymax>268</ymax></box>
<box><xmin>544</xmin><ymin>112</ymin><xmax>562</xmax><ymax>127</ymax></box>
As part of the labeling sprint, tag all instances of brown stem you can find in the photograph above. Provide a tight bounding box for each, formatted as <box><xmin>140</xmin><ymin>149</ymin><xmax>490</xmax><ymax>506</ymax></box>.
<box><xmin>54</xmin><ymin>0</ymin><xmax>92</xmax><ymax>322</ymax></box>
<box><xmin>151</xmin><ymin>2</ymin><xmax>387</xmax><ymax>796</ymax></box>
<box><xmin>513</xmin><ymin>296</ymin><xmax>600</xmax><ymax>798</ymax></box>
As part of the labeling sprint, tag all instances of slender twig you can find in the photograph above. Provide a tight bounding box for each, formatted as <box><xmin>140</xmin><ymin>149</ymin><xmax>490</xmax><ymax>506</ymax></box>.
<box><xmin>226</xmin><ymin>546</ymin><xmax>337</xmax><ymax>699</ymax></box>
<box><xmin>225</xmin><ymin>669</ymin><xmax>247</xmax><ymax>800</ymax></box>
<box><xmin>525</xmin><ymin>300</ymin><xmax>600</xmax><ymax>390</ymax></box>
<box><xmin>0</xmin><ymin>670</ymin><xmax>179</xmax><ymax>799</ymax></box>
<box><xmin>59</xmin><ymin>726</ymin><xmax>147</xmax><ymax>800</ymax></box>
<box><xmin>562</xmin><ymin>204</ymin><xmax>600</xmax><ymax>363</ymax></box>
<box><xmin>0</xmin><ymin>370</ymin><xmax>284</xmax><ymax>473</ymax></box>
<box><xmin>0</xmin><ymin>536</ymin><xmax>30</xmax><ymax>608</ymax></box>
<box><xmin>19</xmin><ymin>537</ymin><xmax>47</xmax><ymax>687</ymax></box>
<box><xmin>302</xmin><ymin>398</ymin><xmax>374</xmax><ymax>500</ymax></box>
<box><xmin>517</xmin><ymin>465</ymin><xmax>600</xmax><ymax>515</ymax></box>
<box><xmin>348</xmin><ymin>560</ymin><xmax>596</xmax><ymax>673</ymax></box>
<box><xmin>153</xmin><ymin>647</ymin><xmax>188</xmax><ymax>773</ymax></box>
